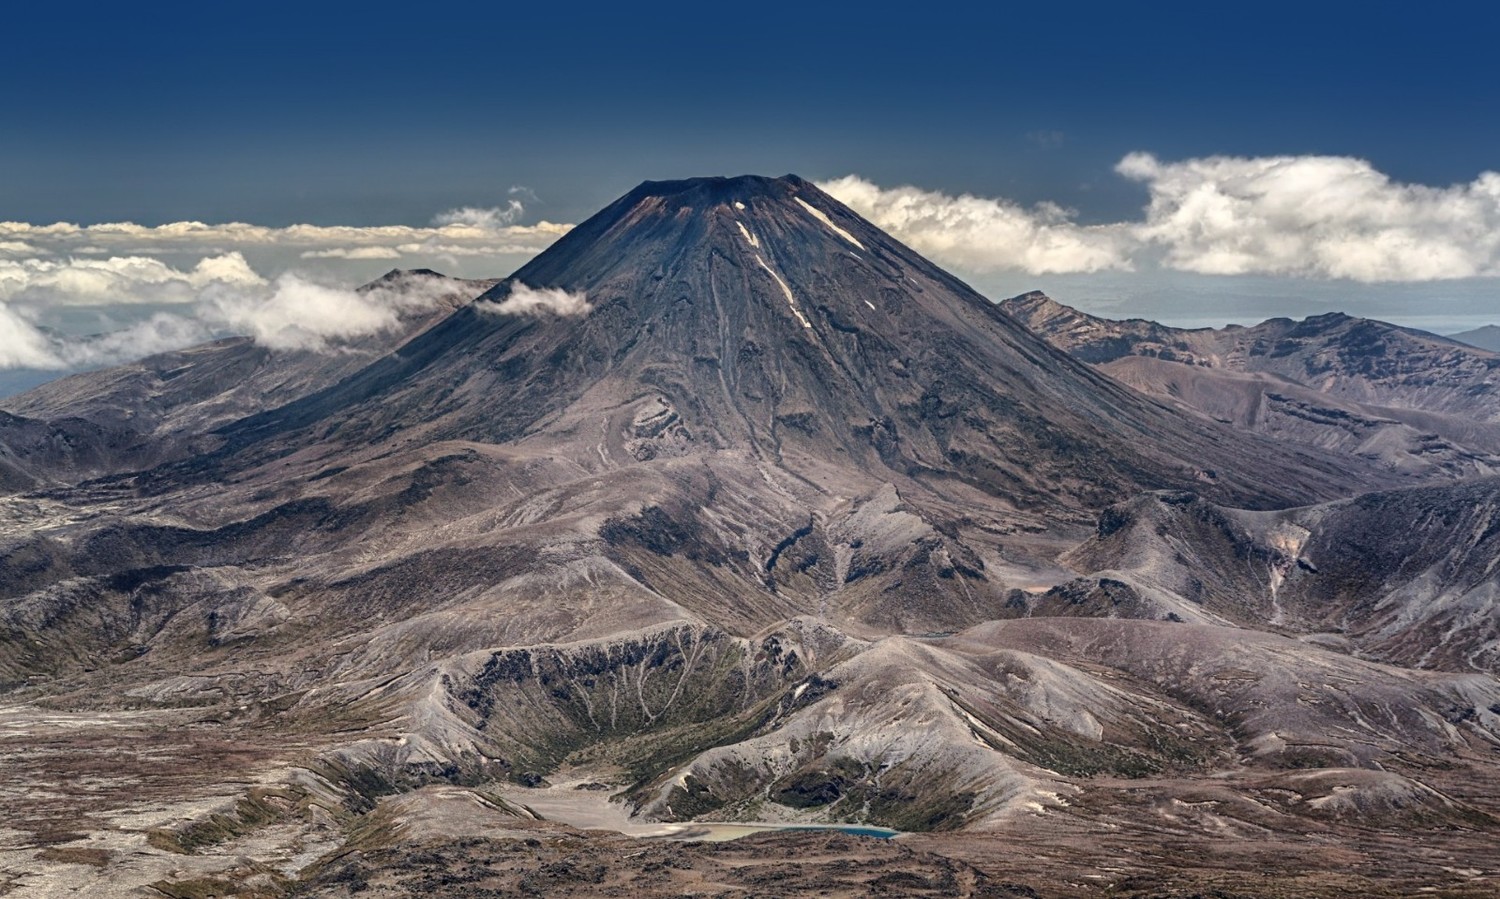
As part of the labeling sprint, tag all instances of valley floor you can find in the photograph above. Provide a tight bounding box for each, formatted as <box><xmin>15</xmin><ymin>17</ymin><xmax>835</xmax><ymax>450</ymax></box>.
<box><xmin>3</xmin><ymin>702</ymin><xmax>1497</xmax><ymax>898</ymax></box>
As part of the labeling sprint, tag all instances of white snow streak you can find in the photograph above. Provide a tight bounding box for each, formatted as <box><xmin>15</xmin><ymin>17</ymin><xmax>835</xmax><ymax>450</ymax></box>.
<box><xmin>754</xmin><ymin>254</ymin><xmax>812</xmax><ymax>328</ymax></box>
<box><xmin>795</xmin><ymin>197</ymin><xmax>865</xmax><ymax>250</ymax></box>
<box><xmin>735</xmin><ymin>221</ymin><xmax>761</xmax><ymax>249</ymax></box>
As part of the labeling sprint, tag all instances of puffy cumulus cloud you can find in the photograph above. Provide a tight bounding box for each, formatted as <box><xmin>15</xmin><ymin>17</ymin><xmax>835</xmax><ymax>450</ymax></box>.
<box><xmin>1117</xmin><ymin>153</ymin><xmax>1500</xmax><ymax>281</ymax></box>
<box><xmin>431</xmin><ymin>200</ymin><xmax>526</xmax><ymax>229</ymax></box>
<box><xmin>817</xmin><ymin>175</ymin><xmax>1134</xmax><ymax>275</ymax></box>
<box><xmin>822</xmin><ymin>157</ymin><xmax>1500</xmax><ymax>283</ymax></box>
<box><xmin>0</xmin><ymin>253</ymin><xmax>263</xmax><ymax>305</ymax></box>
<box><xmin>477</xmin><ymin>282</ymin><xmax>591</xmax><ymax>317</ymax></box>
<box><xmin>201</xmin><ymin>274</ymin><xmax>404</xmax><ymax>351</ymax></box>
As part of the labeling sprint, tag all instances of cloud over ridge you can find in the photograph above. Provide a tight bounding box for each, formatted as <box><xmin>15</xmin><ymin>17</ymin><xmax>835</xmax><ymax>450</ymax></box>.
<box><xmin>0</xmin><ymin>198</ymin><xmax>577</xmax><ymax>370</ymax></box>
<box><xmin>0</xmin><ymin>262</ymin><xmax>491</xmax><ymax>369</ymax></box>
<box><xmin>817</xmin><ymin>176</ymin><xmax>1133</xmax><ymax>275</ymax></box>
<box><xmin>822</xmin><ymin>155</ymin><xmax>1500</xmax><ymax>282</ymax></box>
<box><xmin>477</xmin><ymin>282</ymin><xmax>591</xmax><ymax>317</ymax></box>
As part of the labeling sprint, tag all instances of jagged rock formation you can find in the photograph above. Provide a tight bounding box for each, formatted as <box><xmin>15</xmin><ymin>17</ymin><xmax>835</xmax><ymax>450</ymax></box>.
<box><xmin>1</xmin><ymin>178</ymin><xmax>1498</xmax><ymax>897</ymax></box>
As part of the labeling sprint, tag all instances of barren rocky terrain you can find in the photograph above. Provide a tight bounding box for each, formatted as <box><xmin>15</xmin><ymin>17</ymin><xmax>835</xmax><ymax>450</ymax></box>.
<box><xmin>1001</xmin><ymin>291</ymin><xmax>1500</xmax><ymax>479</ymax></box>
<box><xmin>1</xmin><ymin>176</ymin><xmax>1497</xmax><ymax>897</ymax></box>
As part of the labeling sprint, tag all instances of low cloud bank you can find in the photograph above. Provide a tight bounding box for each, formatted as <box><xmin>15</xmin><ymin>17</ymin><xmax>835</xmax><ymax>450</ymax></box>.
<box><xmin>0</xmin><ymin>203</ymin><xmax>569</xmax><ymax>282</ymax></box>
<box><xmin>0</xmin><ymin>196</ymin><xmax>573</xmax><ymax>369</ymax></box>
<box><xmin>0</xmin><ymin>265</ymin><xmax>489</xmax><ymax>368</ymax></box>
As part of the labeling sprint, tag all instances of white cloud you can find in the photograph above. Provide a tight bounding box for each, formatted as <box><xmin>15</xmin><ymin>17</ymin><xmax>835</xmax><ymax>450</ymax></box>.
<box><xmin>300</xmin><ymin>246</ymin><xmax>404</xmax><ymax>260</ymax></box>
<box><xmin>821</xmin><ymin>157</ymin><xmax>1500</xmax><ymax>282</ymax></box>
<box><xmin>55</xmin><ymin>313</ymin><xmax>214</xmax><ymax>369</ymax></box>
<box><xmin>395</xmin><ymin>241</ymin><xmax>560</xmax><ymax>257</ymax></box>
<box><xmin>201</xmin><ymin>274</ymin><xmax>403</xmax><ymax>351</ymax></box>
<box><xmin>200</xmin><ymin>270</ymin><xmax>486</xmax><ymax>353</ymax></box>
<box><xmin>431</xmin><ymin>200</ymin><xmax>527</xmax><ymax>229</ymax></box>
<box><xmin>0</xmin><ymin>204</ymin><xmax>575</xmax><ymax>370</ymax></box>
<box><xmin>1117</xmin><ymin>153</ymin><xmax>1500</xmax><ymax>281</ymax></box>
<box><xmin>477</xmin><ymin>282</ymin><xmax>591</xmax><ymax>317</ymax></box>
<box><xmin>0</xmin><ymin>305</ymin><xmax>63</xmax><ymax>369</ymax></box>
<box><xmin>817</xmin><ymin>175</ymin><xmax>1134</xmax><ymax>275</ymax></box>
<box><xmin>0</xmin><ymin>253</ymin><xmax>263</xmax><ymax>305</ymax></box>
<box><xmin>0</xmin><ymin>258</ymin><xmax>491</xmax><ymax>368</ymax></box>
<box><xmin>0</xmin><ymin>216</ymin><xmax>570</xmax><ymax>270</ymax></box>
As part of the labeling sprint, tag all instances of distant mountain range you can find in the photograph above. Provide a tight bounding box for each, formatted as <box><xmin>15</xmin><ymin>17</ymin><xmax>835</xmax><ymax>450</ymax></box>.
<box><xmin>1001</xmin><ymin>291</ymin><xmax>1500</xmax><ymax>479</ymax></box>
<box><xmin>1452</xmin><ymin>323</ymin><xmax>1500</xmax><ymax>352</ymax></box>
<box><xmin>3</xmin><ymin>177</ymin><xmax>1498</xmax><ymax>897</ymax></box>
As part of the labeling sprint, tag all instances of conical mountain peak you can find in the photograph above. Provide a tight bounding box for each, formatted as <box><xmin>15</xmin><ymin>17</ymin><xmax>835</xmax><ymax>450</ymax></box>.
<box><xmin>221</xmin><ymin>174</ymin><xmax>1390</xmax><ymax>514</ymax></box>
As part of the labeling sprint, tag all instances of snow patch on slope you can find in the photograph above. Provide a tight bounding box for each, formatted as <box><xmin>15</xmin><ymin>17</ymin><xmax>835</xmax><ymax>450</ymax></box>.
<box><xmin>755</xmin><ymin>254</ymin><xmax>813</xmax><ymax>329</ymax></box>
<box><xmin>795</xmin><ymin>197</ymin><xmax>865</xmax><ymax>250</ymax></box>
<box><xmin>735</xmin><ymin>221</ymin><xmax>761</xmax><ymax>249</ymax></box>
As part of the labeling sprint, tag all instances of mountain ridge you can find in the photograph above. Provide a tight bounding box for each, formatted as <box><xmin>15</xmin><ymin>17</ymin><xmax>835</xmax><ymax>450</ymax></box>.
<box><xmin>0</xmin><ymin>269</ymin><xmax>498</xmax><ymax>489</ymax></box>
<box><xmin>1001</xmin><ymin>291</ymin><xmax>1500</xmax><ymax>478</ymax></box>
<box><xmin>1453</xmin><ymin>323</ymin><xmax>1500</xmax><ymax>352</ymax></box>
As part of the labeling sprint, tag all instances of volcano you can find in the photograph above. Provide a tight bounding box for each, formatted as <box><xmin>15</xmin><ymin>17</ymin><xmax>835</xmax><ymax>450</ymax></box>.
<box><xmin>219</xmin><ymin>175</ymin><xmax>1376</xmax><ymax>513</ymax></box>
<box><xmin>3</xmin><ymin>176</ymin><xmax>1498</xmax><ymax>897</ymax></box>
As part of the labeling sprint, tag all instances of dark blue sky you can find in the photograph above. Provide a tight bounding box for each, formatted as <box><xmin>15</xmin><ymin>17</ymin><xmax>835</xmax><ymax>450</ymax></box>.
<box><xmin>6</xmin><ymin>1</ymin><xmax>1499</xmax><ymax>226</ymax></box>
